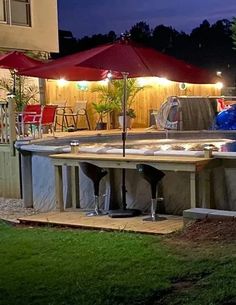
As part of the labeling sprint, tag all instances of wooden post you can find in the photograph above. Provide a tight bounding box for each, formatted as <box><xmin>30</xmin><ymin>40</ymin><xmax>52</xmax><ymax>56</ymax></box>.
<box><xmin>54</xmin><ymin>165</ymin><xmax>64</xmax><ymax>211</ymax></box>
<box><xmin>190</xmin><ymin>172</ymin><xmax>196</xmax><ymax>208</ymax></box>
<box><xmin>20</xmin><ymin>150</ymin><xmax>33</xmax><ymax>208</ymax></box>
<box><xmin>71</xmin><ymin>166</ymin><xmax>80</xmax><ymax>209</ymax></box>
<box><xmin>7</xmin><ymin>94</ymin><xmax>17</xmax><ymax>156</ymax></box>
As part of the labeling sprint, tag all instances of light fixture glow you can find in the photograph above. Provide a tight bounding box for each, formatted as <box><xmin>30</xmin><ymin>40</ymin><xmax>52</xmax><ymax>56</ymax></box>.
<box><xmin>154</xmin><ymin>77</ymin><xmax>171</xmax><ymax>85</ymax></box>
<box><xmin>107</xmin><ymin>72</ymin><xmax>112</xmax><ymax>79</ymax></box>
<box><xmin>215</xmin><ymin>82</ymin><xmax>223</xmax><ymax>89</ymax></box>
<box><xmin>137</xmin><ymin>77</ymin><xmax>150</xmax><ymax>87</ymax></box>
<box><xmin>57</xmin><ymin>78</ymin><xmax>68</xmax><ymax>87</ymax></box>
<box><xmin>76</xmin><ymin>81</ymin><xmax>88</xmax><ymax>91</ymax></box>
<box><xmin>99</xmin><ymin>78</ymin><xmax>109</xmax><ymax>86</ymax></box>
<box><xmin>179</xmin><ymin>82</ymin><xmax>187</xmax><ymax>90</ymax></box>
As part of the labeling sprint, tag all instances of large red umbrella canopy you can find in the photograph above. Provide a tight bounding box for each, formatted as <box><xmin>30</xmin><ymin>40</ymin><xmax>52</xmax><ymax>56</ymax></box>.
<box><xmin>20</xmin><ymin>51</ymin><xmax>120</xmax><ymax>81</ymax></box>
<box><xmin>75</xmin><ymin>40</ymin><xmax>215</xmax><ymax>84</ymax></box>
<box><xmin>20</xmin><ymin>40</ymin><xmax>215</xmax><ymax>84</ymax></box>
<box><xmin>0</xmin><ymin>51</ymin><xmax>43</xmax><ymax>71</ymax></box>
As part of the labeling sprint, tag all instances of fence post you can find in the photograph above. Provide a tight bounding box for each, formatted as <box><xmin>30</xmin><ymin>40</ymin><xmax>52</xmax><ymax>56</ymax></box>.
<box><xmin>7</xmin><ymin>94</ymin><xmax>17</xmax><ymax>156</ymax></box>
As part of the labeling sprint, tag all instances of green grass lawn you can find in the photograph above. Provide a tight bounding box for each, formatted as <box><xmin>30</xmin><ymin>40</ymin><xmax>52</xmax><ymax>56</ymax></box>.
<box><xmin>0</xmin><ymin>220</ymin><xmax>235</xmax><ymax>305</ymax></box>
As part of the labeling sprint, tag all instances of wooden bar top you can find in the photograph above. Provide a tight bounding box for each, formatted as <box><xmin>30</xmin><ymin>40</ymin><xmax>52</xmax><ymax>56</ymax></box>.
<box><xmin>50</xmin><ymin>152</ymin><xmax>213</xmax><ymax>165</ymax></box>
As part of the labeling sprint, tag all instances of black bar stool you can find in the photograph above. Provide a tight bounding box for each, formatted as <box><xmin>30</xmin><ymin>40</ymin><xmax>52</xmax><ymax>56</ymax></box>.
<box><xmin>136</xmin><ymin>164</ymin><xmax>166</xmax><ymax>221</ymax></box>
<box><xmin>79</xmin><ymin>162</ymin><xmax>108</xmax><ymax>216</ymax></box>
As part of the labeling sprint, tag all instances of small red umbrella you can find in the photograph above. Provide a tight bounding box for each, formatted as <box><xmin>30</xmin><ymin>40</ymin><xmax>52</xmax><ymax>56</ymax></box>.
<box><xmin>0</xmin><ymin>51</ymin><xmax>43</xmax><ymax>93</ymax></box>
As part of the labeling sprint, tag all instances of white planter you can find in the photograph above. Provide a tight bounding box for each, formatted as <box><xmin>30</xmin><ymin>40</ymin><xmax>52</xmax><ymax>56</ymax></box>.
<box><xmin>118</xmin><ymin>115</ymin><xmax>133</xmax><ymax>129</ymax></box>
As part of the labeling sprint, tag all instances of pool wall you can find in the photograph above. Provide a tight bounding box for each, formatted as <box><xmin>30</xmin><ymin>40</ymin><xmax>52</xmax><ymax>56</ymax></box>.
<box><xmin>18</xmin><ymin>144</ymin><xmax>236</xmax><ymax>214</ymax></box>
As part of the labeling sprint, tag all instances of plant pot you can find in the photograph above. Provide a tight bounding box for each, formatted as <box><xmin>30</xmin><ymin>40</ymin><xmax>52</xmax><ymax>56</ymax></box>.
<box><xmin>96</xmin><ymin>122</ymin><xmax>107</xmax><ymax>130</ymax></box>
<box><xmin>118</xmin><ymin>115</ymin><xmax>133</xmax><ymax>129</ymax></box>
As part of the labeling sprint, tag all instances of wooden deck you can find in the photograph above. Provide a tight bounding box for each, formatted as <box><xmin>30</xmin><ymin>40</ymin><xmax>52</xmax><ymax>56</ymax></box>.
<box><xmin>18</xmin><ymin>210</ymin><xmax>183</xmax><ymax>235</ymax></box>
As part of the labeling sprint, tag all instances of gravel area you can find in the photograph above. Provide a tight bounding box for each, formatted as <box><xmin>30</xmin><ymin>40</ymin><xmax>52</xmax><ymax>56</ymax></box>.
<box><xmin>0</xmin><ymin>197</ymin><xmax>40</xmax><ymax>222</ymax></box>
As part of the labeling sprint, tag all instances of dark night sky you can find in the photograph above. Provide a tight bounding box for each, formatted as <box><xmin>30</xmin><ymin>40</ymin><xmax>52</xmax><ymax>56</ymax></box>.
<box><xmin>58</xmin><ymin>0</ymin><xmax>236</xmax><ymax>39</ymax></box>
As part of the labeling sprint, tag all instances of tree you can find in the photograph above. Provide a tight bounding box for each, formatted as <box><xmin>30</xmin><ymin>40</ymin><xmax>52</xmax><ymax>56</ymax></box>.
<box><xmin>129</xmin><ymin>22</ymin><xmax>151</xmax><ymax>44</ymax></box>
<box><xmin>231</xmin><ymin>17</ymin><xmax>236</xmax><ymax>50</ymax></box>
<box><xmin>152</xmin><ymin>25</ymin><xmax>177</xmax><ymax>53</ymax></box>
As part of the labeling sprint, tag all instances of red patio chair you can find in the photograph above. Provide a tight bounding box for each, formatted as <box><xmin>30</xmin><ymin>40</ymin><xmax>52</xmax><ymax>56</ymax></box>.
<box><xmin>20</xmin><ymin>104</ymin><xmax>42</xmax><ymax>137</ymax></box>
<box><xmin>39</xmin><ymin>105</ymin><xmax>57</xmax><ymax>137</ymax></box>
<box><xmin>20</xmin><ymin>104</ymin><xmax>57</xmax><ymax>138</ymax></box>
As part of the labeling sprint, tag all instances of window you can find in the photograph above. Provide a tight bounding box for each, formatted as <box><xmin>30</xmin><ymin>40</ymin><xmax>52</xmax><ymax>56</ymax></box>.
<box><xmin>0</xmin><ymin>0</ymin><xmax>31</xmax><ymax>26</ymax></box>
<box><xmin>0</xmin><ymin>0</ymin><xmax>6</xmax><ymax>22</ymax></box>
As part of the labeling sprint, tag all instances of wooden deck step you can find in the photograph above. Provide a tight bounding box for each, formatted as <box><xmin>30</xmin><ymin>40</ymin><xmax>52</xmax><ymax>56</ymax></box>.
<box><xmin>18</xmin><ymin>211</ymin><xmax>183</xmax><ymax>235</ymax></box>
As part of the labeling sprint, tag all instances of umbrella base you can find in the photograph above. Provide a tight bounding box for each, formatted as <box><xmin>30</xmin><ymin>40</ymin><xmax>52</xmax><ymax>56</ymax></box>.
<box><xmin>86</xmin><ymin>210</ymin><xmax>108</xmax><ymax>217</ymax></box>
<box><xmin>108</xmin><ymin>208</ymin><xmax>141</xmax><ymax>218</ymax></box>
<box><xmin>143</xmin><ymin>215</ymin><xmax>167</xmax><ymax>221</ymax></box>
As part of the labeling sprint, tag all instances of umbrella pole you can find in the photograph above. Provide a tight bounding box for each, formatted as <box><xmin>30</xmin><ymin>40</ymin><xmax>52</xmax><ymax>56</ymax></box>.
<box><xmin>109</xmin><ymin>72</ymin><xmax>141</xmax><ymax>217</ymax></box>
<box><xmin>121</xmin><ymin>72</ymin><xmax>128</xmax><ymax>210</ymax></box>
<box><xmin>13</xmin><ymin>70</ymin><xmax>16</xmax><ymax>95</ymax></box>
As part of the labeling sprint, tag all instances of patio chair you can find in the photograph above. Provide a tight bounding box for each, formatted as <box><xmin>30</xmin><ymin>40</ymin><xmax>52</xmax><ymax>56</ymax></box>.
<box><xmin>136</xmin><ymin>164</ymin><xmax>166</xmax><ymax>221</ymax></box>
<box><xmin>54</xmin><ymin>100</ymin><xmax>67</xmax><ymax>131</ymax></box>
<box><xmin>63</xmin><ymin>101</ymin><xmax>91</xmax><ymax>131</ymax></box>
<box><xmin>20</xmin><ymin>104</ymin><xmax>42</xmax><ymax>137</ymax></box>
<box><xmin>21</xmin><ymin>104</ymin><xmax>57</xmax><ymax>138</ymax></box>
<box><xmin>79</xmin><ymin>162</ymin><xmax>108</xmax><ymax>216</ymax></box>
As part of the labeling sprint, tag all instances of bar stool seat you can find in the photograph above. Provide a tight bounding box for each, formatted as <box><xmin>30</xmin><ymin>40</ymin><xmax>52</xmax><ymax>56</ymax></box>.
<box><xmin>136</xmin><ymin>164</ymin><xmax>166</xmax><ymax>221</ymax></box>
<box><xmin>79</xmin><ymin>162</ymin><xmax>108</xmax><ymax>216</ymax></box>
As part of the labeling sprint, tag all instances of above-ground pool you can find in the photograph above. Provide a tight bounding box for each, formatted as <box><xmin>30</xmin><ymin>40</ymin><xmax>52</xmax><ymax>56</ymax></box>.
<box><xmin>17</xmin><ymin>132</ymin><xmax>236</xmax><ymax>215</ymax></box>
<box><xmin>77</xmin><ymin>138</ymin><xmax>235</xmax><ymax>156</ymax></box>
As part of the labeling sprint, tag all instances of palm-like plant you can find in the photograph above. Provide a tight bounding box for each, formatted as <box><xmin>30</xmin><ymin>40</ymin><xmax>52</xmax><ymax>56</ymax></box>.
<box><xmin>0</xmin><ymin>72</ymin><xmax>39</xmax><ymax>111</ymax></box>
<box><xmin>91</xmin><ymin>78</ymin><xmax>148</xmax><ymax>119</ymax></box>
<box><xmin>92</xmin><ymin>101</ymin><xmax>113</xmax><ymax>123</ymax></box>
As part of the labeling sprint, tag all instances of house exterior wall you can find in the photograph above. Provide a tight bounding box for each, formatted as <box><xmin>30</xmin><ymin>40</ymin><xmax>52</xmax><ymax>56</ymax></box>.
<box><xmin>0</xmin><ymin>0</ymin><xmax>59</xmax><ymax>52</ymax></box>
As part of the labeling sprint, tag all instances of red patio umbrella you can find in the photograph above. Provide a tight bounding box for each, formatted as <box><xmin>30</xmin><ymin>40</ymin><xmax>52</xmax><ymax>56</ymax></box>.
<box><xmin>75</xmin><ymin>40</ymin><xmax>215</xmax><ymax>84</ymax></box>
<box><xmin>0</xmin><ymin>51</ymin><xmax>43</xmax><ymax>93</ymax></box>
<box><xmin>19</xmin><ymin>51</ymin><xmax>121</xmax><ymax>81</ymax></box>
<box><xmin>20</xmin><ymin>39</ymin><xmax>216</xmax><ymax>216</ymax></box>
<box><xmin>73</xmin><ymin>39</ymin><xmax>217</xmax><ymax>216</ymax></box>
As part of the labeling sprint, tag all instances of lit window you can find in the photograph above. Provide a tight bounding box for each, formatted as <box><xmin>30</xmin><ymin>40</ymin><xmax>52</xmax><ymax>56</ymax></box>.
<box><xmin>0</xmin><ymin>0</ymin><xmax>31</xmax><ymax>26</ymax></box>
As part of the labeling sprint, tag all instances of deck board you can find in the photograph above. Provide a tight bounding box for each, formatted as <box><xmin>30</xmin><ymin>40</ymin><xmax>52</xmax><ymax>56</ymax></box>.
<box><xmin>18</xmin><ymin>211</ymin><xmax>183</xmax><ymax>235</ymax></box>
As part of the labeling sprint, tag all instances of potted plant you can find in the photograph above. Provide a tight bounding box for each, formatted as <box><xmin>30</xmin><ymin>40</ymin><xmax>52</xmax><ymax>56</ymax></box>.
<box><xmin>91</xmin><ymin>78</ymin><xmax>149</xmax><ymax>129</ymax></box>
<box><xmin>91</xmin><ymin>84</ymin><xmax>115</xmax><ymax>130</ymax></box>
<box><xmin>92</xmin><ymin>101</ymin><xmax>113</xmax><ymax>130</ymax></box>
<box><xmin>111</xmin><ymin>79</ymin><xmax>147</xmax><ymax>129</ymax></box>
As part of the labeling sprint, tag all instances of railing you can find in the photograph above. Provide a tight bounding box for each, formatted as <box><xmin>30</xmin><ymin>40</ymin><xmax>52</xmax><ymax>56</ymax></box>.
<box><xmin>0</xmin><ymin>96</ymin><xmax>17</xmax><ymax>155</ymax></box>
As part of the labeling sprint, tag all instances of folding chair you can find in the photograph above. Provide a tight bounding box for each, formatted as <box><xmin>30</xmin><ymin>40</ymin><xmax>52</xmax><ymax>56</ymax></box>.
<box><xmin>54</xmin><ymin>101</ymin><xmax>67</xmax><ymax>131</ymax></box>
<box><xmin>39</xmin><ymin>105</ymin><xmax>58</xmax><ymax>137</ymax></box>
<box><xmin>63</xmin><ymin>101</ymin><xmax>91</xmax><ymax>131</ymax></box>
<box><xmin>20</xmin><ymin>104</ymin><xmax>42</xmax><ymax>137</ymax></box>
<box><xmin>21</xmin><ymin>104</ymin><xmax>57</xmax><ymax>138</ymax></box>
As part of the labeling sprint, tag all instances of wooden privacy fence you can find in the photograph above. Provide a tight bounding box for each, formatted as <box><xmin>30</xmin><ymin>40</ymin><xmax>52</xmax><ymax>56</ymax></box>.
<box><xmin>45</xmin><ymin>79</ymin><xmax>220</xmax><ymax>129</ymax></box>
